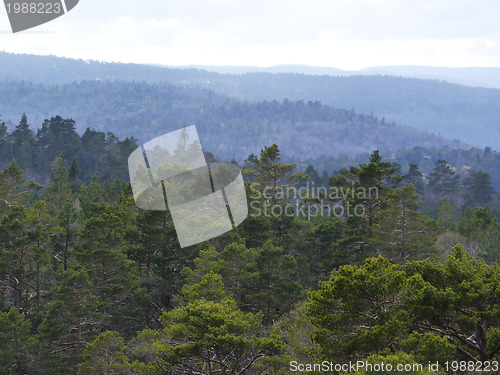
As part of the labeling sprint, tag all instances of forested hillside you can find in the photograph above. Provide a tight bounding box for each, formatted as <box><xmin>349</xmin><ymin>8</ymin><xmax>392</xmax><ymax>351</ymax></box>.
<box><xmin>0</xmin><ymin>114</ymin><xmax>137</xmax><ymax>185</ymax></box>
<box><xmin>2</xmin><ymin>52</ymin><xmax>500</xmax><ymax>375</ymax></box>
<box><xmin>303</xmin><ymin>145</ymin><xmax>500</xmax><ymax>194</ymax></box>
<box><xmin>2</xmin><ymin>143</ymin><xmax>500</xmax><ymax>374</ymax></box>
<box><xmin>0</xmin><ymin>83</ymin><xmax>463</xmax><ymax>161</ymax></box>
<box><xmin>1</xmin><ymin>52</ymin><xmax>500</xmax><ymax>150</ymax></box>
<box><xmin>3</xmin><ymin>112</ymin><xmax>500</xmax><ymax>203</ymax></box>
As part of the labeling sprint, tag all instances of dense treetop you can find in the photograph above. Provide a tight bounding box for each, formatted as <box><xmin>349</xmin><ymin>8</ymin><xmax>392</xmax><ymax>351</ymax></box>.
<box><xmin>1</xmin><ymin>141</ymin><xmax>500</xmax><ymax>373</ymax></box>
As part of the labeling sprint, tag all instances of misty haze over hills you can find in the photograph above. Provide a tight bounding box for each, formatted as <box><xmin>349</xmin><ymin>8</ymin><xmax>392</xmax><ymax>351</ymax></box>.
<box><xmin>0</xmin><ymin>52</ymin><xmax>499</xmax><ymax>152</ymax></box>
<box><xmin>183</xmin><ymin>64</ymin><xmax>500</xmax><ymax>90</ymax></box>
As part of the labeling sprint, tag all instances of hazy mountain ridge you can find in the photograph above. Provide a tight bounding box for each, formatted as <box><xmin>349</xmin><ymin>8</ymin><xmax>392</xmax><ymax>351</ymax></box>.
<box><xmin>2</xmin><ymin>52</ymin><xmax>498</xmax><ymax>89</ymax></box>
<box><xmin>1</xmin><ymin>52</ymin><xmax>499</xmax><ymax>150</ymax></box>
<box><xmin>0</xmin><ymin>80</ymin><xmax>465</xmax><ymax>161</ymax></box>
<box><xmin>185</xmin><ymin>64</ymin><xmax>500</xmax><ymax>90</ymax></box>
<box><xmin>204</xmin><ymin>73</ymin><xmax>500</xmax><ymax>149</ymax></box>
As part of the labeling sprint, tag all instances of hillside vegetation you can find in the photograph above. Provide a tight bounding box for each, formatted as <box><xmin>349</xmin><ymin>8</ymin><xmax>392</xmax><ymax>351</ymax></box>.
<box><xmin>0</xmin><ymin>80</ymin><xmax>464</xmax><ymax>161</ymax></box>
<box><xmin>1</xmin><ymin>52</ymin><xmax>500</xmax><ymax>149</ymax></box>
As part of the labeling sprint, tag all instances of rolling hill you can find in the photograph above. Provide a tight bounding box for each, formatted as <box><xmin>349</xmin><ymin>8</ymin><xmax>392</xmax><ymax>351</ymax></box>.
<box><xmin>0</xmin><ymin>52</ymin><xmax>499</xmax><ymax>150</ymax></box>
<box><xmin>0</xmin><ymin>80</ymin><xmax>465</xmax><ymax>161</ymax></box>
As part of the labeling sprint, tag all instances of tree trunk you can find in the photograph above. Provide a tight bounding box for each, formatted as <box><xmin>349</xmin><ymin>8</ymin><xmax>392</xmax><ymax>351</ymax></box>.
<box><xmin>76</xmin><ymin>289</ymin><xmax>82</xmax><ymax>356</ymax></box>
<box><xmin>36</xmin><ymin>240</ymin><xmax>41</xmax><ymax>306</ymax></box>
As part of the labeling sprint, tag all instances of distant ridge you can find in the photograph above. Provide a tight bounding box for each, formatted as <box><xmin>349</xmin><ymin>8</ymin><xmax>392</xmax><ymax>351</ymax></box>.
<box><xmin>181</xmin><ymin>64</ymin><xmax>500</xmax><ymax>90</ymax></box>
<box><xmin>1</xmin><ymin>52</ymin><xmax>499</xmax><ymax>150</ymax></box>
<box><xmin>0</xmin><ymin>80</ymin><xmax>467</xmax><ymax>161</ymax></box>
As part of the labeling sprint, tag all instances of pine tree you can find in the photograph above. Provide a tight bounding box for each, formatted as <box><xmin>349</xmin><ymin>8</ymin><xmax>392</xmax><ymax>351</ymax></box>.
<box><xmin>328</xmin><ymin>151</ymin><xmax>401</xmax><ymax>264</ymax></box>
<box><xmin>437</xmin><ymin>197</ymin><xmax>456</xmax><ymax>231</ymax></box>
<box><xmin>0</xmin><ymin>205</ymin><xmax>31</xmax><ymax>308</ymax></box>
<box><xmin>11</xmin><ymin>114</ymin><xmax>34</xmax><ymax>169</ymax></box>
<box><xmin>68</xmin><ymin>157</ymin><xmax>81</xmax><ymax>193</ymax></box>
<box><xmin>372</xmin><ymin>184</ymin><xmax>440</xmax><ymax>262</ymax></box>
<box><xmin>306</xmin><ymin>256</ymin><xmax>457</xmax><ymax>365</ymax></box>
<box><xmin>404</xmin><ymin>245</ymin><xmax>500</xmax><ymax>362</ymax></box>
<box><xmin>458</xmin><ymin>206</ymin><xmax>500</xmax><ymax>262</ymax></box>
<box><xmin>253</xmin><ymin>241</ymin><xmax>303</xmax><ymax>322</ymax></box>
<box><xmin>44</xmin><ymin>154</ymin><xmax>73</xmax><ymax>216</ymax></box>
<box><xmin>403</xmin><ymin>163</ymin><xmax>424</xmax><ymax>195</ymax></box>
<box><xmin>131</xmin><ymin>273</ymin><xmax>283</xmax><ymax>374</ymax></box>
<box><xmin>39</xmin><ymin>116</ymin><xmax>81</xmax><ymax>164</ymax></box>
<box><xmin>0</xmin><ymin>201</ymin><xmax>55</xmax><ymax>313</ymax></box>
<box><xmin>39</xmin><ymin>268</ymin><xmax>100</xmax><ymax>374</ymax></box>
<box><xmin>183</xmin><ymin>244</ymin><xmax>260</xmax><ymax>309</ymax></box>
<box><xmin>0</xmin><ymin>161</ymin><xmax>40</xmax><ymax>216</ymax></box>
<box><xmin>76</xmin><ymin>204</ymin><xmax>150</xmax><ymax>335</ymax></box>
<box><xmin>26</xmin><ymin>201</ymin><xmax>55</xmax><ymax>311</ymax></box>
<box><xmin>131</xmin><ymin>208</ymin><xmax>195</xmax><ymax>322</ymax></box>
<box><xmin>77</xmin><ymin>331</ymin><xmax>132</xmax><ymax>375</ymax></box>
<box><xmin>0</xmin><ymin>117</ymin><xmax>13</xmax><ymax>161</ymax></box>
<box><xmin>255</xmin><ymin>144</ymin><xmax>297</xmax><ymax>204</ymax></box>
<box><xmin>0</xmin><ymin>307</ymin><xmax>36</xmax><ymax>375</ymax></box>
<box><xmin>78</xmin><ymin>174</ymin><xmax>104</xmax><ymax>217</ymax></box>
<box><xmin>463</xmin><ymin>169</ymin><xmax>495</xmax><ymax>207</ymax></box>
<box><xmin>53</xmin><ymin>202</ymin><xmax>79</xmax><ymax>271</ymax></box>
<box><xmin>427</xmin><ymin>159</ymin><xmax>460</xmax><ymax>197</ymax></box>
<box><xmin>307</xmin><ymin>256</ymin><xmax>410</xmax><ymax>361</ymax></box>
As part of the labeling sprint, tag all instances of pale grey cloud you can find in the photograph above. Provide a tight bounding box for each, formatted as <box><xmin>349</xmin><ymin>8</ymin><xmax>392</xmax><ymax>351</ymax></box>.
<box><xmin>0</xmin><ymin>0</ymin><xmax>498</xmax><ymax>69</ymax></box>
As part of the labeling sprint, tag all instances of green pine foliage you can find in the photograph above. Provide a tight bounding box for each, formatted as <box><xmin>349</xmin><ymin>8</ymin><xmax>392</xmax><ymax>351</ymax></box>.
<box><xmin>0</xmin><ymin>114</ymin><xmax>137</xmax><ymax>185</ymax></box>
<box><xmin>1</xmin><ymin>143</ymin><xmax>500</xmax><ymax>373</ymax></box>
<box><xmin>77</xmin><ymin>331</ymin><xmax>132</xmax><ymax>375</ymax></box>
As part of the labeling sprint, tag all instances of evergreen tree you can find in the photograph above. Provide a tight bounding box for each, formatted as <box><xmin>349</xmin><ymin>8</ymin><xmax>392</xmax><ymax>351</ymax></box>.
<box><xmin>0</xmin><ymin>161</ymin><xmax>40</xmax><ymax>216</ymax></box>
<box><xmin>78</xmin><ymin>174</ymin><xmax>105</xmax><ymax>217</ymax></box>
<box><xmin>405</xmin><ymin>245</ymin><xmax>500</xmax><ymax>362</ymax></box>
<box><xmin>79</xmin><ymin>128</ymin><xmax>107</xmax><ymax>176</ymax></box>
<box><xmin>372</xmin><ymin>184</ymin><xmax>440</xmax><ymax>262</ymax></box>
<box><xmin>427</xmin><ymin>159</ymin><xmax>460</xmax><ymax>197</ymax></box>
<box><xmin>68</xmin><ymin>157</ymin><xmax>82</xmax><ymax>193</ymax></box>
<box><xmin>76</xmin><ymin>204</ymin><xmax>150</xmax><ymax>335</ymax></box>
<box><xmin>44</xmin><ymin>154</ymin><xmax>73</xmax><ymax>216</ymax></box>
<box><xmin>329</xmin><ymin>151</ymin><xmax>401</xmax><ymax>263</ymax></box>
<box><xmin>253</xmin><ymin>241</ymin><xmax>303</xmax><ymax>322</ymax></box>
<box><xmin>11</xmin><ymin>114</ymin><xmax>34</xmax><ymax>169</ymax></box>
<box><xmin>132</xmin><ymin>273</ymin><xmax>283</xmax><ymax>374</ymax></box>
<box><xmin>463</xmin><ymin>169</ymin><xmax>495</xmax><ymax>207</ymax></box>
<box><xmin>437</xmin><ymin>197</ymin><xmax>456</xmax><ymax>231</ymax></box>
<box><xmin>306</xmin><ymin>219</ymin><xmax>348</xmax><ymax>282</ymax></box>
<box><xmin>77</xmin><ymin>331</ymin><xmax>132</xmax><ymax>375</ymax></box>
<box><xmin>255</xmin><ymin>144</ymin><xmax>297</xmax><ymax>204</ymax></box>
<box><xmin>183</xmin><ymin>244</ymin><xmax>259</xmax><ymax>309</ymax></box>
<box><xmin>0</xmin><ymin>117</ymin><xmax>13</xmax><ymax>161</ymax></box>
<box><xmin>331</xmin><ymin>150</ymin><xmax>401</xmax><ymax>237</ymax></box>
<box><xmin>36</xmin><ymin>116</ymin><xmax>81</xmax><ymax>165</ymax></box>
<box><xmin>307</xmin><ymin>254</ymin><xmax>463</xmax><ymax>366</ymax></box>
<box><xmin>403</xmin><ymin>163</ymin><xmax>424</xmax><ymax>195</ymax></box>
<box><xmin>182</xmin><ymin>241</ymin><xmax>302</xmax><ymax>321</ymax></box>
<box><xmin>53</xmin><ymin>202</ymin><xmax>79</xmax><ymax>271</ymax></box>
<box><xmin>458</xmin><ymin>205</ymin><xmax>500</xmax><ymax>262</ymax></box>
<box><xmin>458</xmin><ymin>205</ymin><xmax>497</xmax><ymax>238</ymax></box>
<box><xmin>26</xmin><ymin>201</ymin><xmax>55</xmax><ymax>312</ymax></box>
<box><xmin>39</xmin><ymin>268</ymin><xmax>100</xmax><ymax>374</ymax></box>
<box><xmin>132</xmin><ymin>209</ymin><xmax>195</xmax><ymax>316</ymax></box>
<box><xmin>0</xmin><ymin>307</ymin><xmax>36</xmax><ymax>375</ymax></box>
<box><xmin>0</xmin><ymin>205</ymin><xmax>31</xmax><ymax>308</ymax></box>
<box><xmin>307</xmin><ymin>257</ymin><xmax>411</xmax><ymax>361</ymax></box>
<box><xmin>0</xmin><ymin>201</ymin><xmax>55</xmax><ymax>313</ymax></box>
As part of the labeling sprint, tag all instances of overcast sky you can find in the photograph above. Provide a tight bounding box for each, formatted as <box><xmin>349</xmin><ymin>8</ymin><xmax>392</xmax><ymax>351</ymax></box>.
<box><xmin>0</xmin><ymin>0</ymin><xmax>499</xmax><ymax>69</ymax></box>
